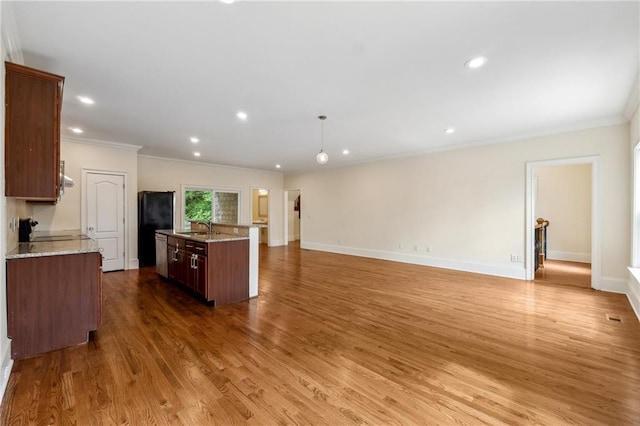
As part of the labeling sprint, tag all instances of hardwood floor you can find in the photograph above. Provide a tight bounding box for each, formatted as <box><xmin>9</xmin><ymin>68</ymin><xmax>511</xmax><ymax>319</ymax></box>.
<box><xmin>535</xmin><ymin>259</ymin><xmax>592</xmax><ymax>289</ymax></box>
<box><xmin>1</xmin><ymin>244</ymin><xmax>639</xmax><ymax>425</ymax></box>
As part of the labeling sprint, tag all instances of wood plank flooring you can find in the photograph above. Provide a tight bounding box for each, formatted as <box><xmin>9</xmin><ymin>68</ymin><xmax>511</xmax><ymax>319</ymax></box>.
<box><xmin>535</xmin><ymin>259</ymin><xmax>592</xmax><ymax>289</ymax></box>
<box><xmin>1</xmin><ymin>244</ymin><xmax>639</xmax><ymax>425</ymax></box>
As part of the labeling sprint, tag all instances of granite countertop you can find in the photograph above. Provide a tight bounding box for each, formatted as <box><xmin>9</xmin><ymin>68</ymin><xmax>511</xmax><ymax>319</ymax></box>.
<box><xmin>7</xmin><ymin>238</ymin><xmax>101</xmax><ymax>259</ymax></box>
<box><xmin>209</xmin><ymin>223</ymin><xmax>260</xmax><ymax>228</ymax></box>
<box><xmin>156</xmin><ymin>229</ymin><xmax>249</xmax><ymax>243</ymax></box>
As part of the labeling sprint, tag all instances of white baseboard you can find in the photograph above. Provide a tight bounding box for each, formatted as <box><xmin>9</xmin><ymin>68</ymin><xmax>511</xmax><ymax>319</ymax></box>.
<box><xmin>547</xmin><ymin>250</ymin><xmax>591</xmax><ymax>263</ymax></box>
<box><xmin>128</xmin><ymin>259</ymin><xmax>139</xmax><ymax>270</ymax></box>
<box><xmin>600</xmin><ymin>276</ymin><xmax>628</xmax><ymax>294</ymax></box>
<box><xmin>302</xmin><ymin>242</ymin><xmax>527</xmax><ymax>280</ymax></box>
<box><xmin>0</xmin><ymin>341</ymin><xmax>13</xmax><ymax>405</ymax></box>
<box><xmin>627</xmin><ymin>268</ymin><xmax>640</xmax><ymax>322</ymax></box>
<box><xmin>628</xmin><ymin>282</ymin><xmax>640</xmax><ymax>322</ymax></box>
<box><xmin>269</xmin><ymin>239</ymin><xmax>284</xmax><ymax>247</ymax></box>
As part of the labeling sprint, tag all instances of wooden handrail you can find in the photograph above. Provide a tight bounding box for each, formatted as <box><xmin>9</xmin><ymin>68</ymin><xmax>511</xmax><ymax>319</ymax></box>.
<box><xmin>535</xmin><ymin>217</ymin><xmax>549</xmax><ymax>268</ymax></box>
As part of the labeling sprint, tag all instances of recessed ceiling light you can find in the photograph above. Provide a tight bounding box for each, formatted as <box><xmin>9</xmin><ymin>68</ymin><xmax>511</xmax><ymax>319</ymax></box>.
<box><xmin>193</xmin><ymin>152</ymin><xmax>201</xmax><ymax>157</ymax></box>
<box><xmin>77</xmin><ymin>96</ymin><xmax>95</xmax><ymax>105</ymax></box>
<box><xmin>69</xmin><ymin>127</ymin><xmax>83</xmax><ymax>134</ymax></box>
<box><xmin>219</xmin><ymin>0</ymin><xmax>236</xmax><ymax>4</ymax></box>
<box><xmin>342</xmin><ymin>149</ymin><xmax>350</xmax><ymax>155</ymax></box>
<box><xmin>190</xmin><ymin>136</ymin><xmax>199</xmax><ymax>143</ymax></box>
<box><xmin>444</xmin><ymin>128</ymin><xmax>455</xmax><ymax>134</ymax></box>
<box><xmin>465</xmin><ymin>56</ymin><xmax>487</xmax><ymax>69</ymax></box>
<box><xmin>275</xmin><ymin>164</ymin><xmax>281</xmax><ymax>169</ymax></box>
<box><xmin>236</xmin><ymin>111</ymin><xmax>248</xmax><ymax>120</ymax></box>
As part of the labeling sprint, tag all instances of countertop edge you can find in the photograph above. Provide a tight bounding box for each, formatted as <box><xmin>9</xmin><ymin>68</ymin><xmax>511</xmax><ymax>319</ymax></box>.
<box><xmin>156</xmin><ymin>229</ymin><xmax>249</xmax><ymax>243</ymax></box>
<box><xmin>7</xmin><ymin>241</ymin><xmax>101</xmax><ymax>259</ymax></box>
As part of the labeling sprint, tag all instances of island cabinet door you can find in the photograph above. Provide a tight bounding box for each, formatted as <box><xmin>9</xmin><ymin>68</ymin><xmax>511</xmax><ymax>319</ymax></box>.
<box><xmin>207</xmin><ymin>240</ymin><xmax>249</xmax><ymax>306</ymax></box>
<box><xmin>167</xmin><ymin>237</ymin><xmax>188</xmax><ymax>285</ymax></box>
<box><xmin>192</xmin><ymin>254</ymin><xmax>208</xmax><ymax>297</ymax></box>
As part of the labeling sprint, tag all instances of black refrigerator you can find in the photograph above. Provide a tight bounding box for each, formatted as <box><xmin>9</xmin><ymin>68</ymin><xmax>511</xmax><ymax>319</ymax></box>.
<box><xmin>138</xmin><ymin>191</ymin><xmax>175</xmax><ymax>267</ymax></box>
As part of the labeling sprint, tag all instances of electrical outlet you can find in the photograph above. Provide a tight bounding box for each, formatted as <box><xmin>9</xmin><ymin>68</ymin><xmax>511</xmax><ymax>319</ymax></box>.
<box><xmin>233</xmin><ymin>227</ymin><xmax>239</xmax><ymax>234</ymax></box>
<box><xmin>337</xmin><ymin>239</ymin><xmax>341</xmax><ymax>245</ymax></box>
<box><xmin>398</xmin><ymin>243</ymin><xmax>403</xmax><ymax>249</ymax></box>
<box><xmin>426</xmin><ymin>246</ymin><xmax>431</xmax><ymax>253</ymax></box>
<box><xmin>413</xmin><ymin>245</ymin><xmax>419</xmax><ymax>252</ymax></box>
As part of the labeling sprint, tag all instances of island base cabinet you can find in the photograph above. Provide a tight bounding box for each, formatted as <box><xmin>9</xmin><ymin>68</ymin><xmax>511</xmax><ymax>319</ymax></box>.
<box><xmin>7</xmin><ymin>252</ymin><xmax>102</xmax><ymax>360</ymax></box>
<box><xmin>161</xmin><ymin>234</ymin><xmax>249</xmax><ymax>306</ymax></box>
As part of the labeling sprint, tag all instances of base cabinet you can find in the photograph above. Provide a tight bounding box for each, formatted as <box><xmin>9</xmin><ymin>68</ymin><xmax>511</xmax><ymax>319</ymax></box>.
<box><xmin>7</xmin><ymin>252</ymin><xmax>102</xmax><ymax>359</ymax></box>
<box><xmin>163</xmin><ymin>235</ymin><xmax>248</xmax><ymax>306</ymax></box>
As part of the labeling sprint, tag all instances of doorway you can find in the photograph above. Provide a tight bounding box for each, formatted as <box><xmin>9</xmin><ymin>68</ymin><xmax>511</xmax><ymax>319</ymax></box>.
<box><xmin>283</xmin><ymin>189</ymin><xmax>301</xmax><ymax>247</ymax></box>
<box><xmin>252</xmin><ymin>188</ymin><xmax>269</xmax><ymax>245</ymax></box>
<box><xmin>82</xmin><ymin>170</ymin><xmax>127</xmax><ymax>272</ymax></box>
<box><xmin>525</xmin><ymin>156</ymin><xmax>600</xmax><ymax>289</ymax></box>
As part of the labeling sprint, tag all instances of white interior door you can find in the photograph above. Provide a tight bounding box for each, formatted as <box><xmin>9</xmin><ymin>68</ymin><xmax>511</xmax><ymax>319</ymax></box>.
<box><xmin>87</xmin><ymin>173</ymin><xmax>125</xmax><ymax>271</ymax></box>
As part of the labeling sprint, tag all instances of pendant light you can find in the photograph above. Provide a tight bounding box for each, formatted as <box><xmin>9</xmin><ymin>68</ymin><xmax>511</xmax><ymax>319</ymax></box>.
<box><xmin>316</xmin><ymin>115</ymin><xmax>329</xmax><ymax>165</ymax></box>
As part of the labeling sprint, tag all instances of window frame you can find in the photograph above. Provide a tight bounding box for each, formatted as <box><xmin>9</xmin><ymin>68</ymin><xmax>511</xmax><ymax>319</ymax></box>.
<box><xmin>180</xmin><ymin>184</ymin><xmax>242</xmax><ymax>229</ymax></box>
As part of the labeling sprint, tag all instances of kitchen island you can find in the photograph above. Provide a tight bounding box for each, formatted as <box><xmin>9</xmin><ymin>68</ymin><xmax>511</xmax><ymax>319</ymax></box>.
<box><xmin>156</xmin><ymin>225</ymin><xmax>258</xmax><ymax>306</ymax></box>
<box><xmin>6</xmin><ymin>233</ymin><xmax>102</xmax><ymax>359</ymax></box>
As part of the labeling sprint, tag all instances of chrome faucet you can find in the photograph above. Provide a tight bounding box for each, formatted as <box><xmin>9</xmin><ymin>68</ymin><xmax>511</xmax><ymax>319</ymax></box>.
<box><xmin>196</xmin><ymin>221</ymin><xmax>213</xmax><ymax>234</ymax></box>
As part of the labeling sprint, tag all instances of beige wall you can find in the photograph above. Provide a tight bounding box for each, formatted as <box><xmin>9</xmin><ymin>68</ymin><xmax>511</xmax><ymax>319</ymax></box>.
<box><xmin>138</xmin><ymin>156</ymin><xmax>284</xmax><ymax>246</ymax></box>
<box><xmin>285</xmin><ymin>123</ymin><xmax>629</xmax><ymax>285</ymax></box>
<box><xmin>535</xmin><ymin>164</ymin><xmax>591</xmax><ymax>262</ymax></box>
<box><xmin>32</xmin><ymin>140</ymin><xmax>139</xmax><ymax>268</ymax></box>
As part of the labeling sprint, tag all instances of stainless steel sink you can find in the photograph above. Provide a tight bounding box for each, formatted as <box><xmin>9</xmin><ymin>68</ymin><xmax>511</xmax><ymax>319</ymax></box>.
<box><xmin>177</xmin><ymin>232</ymin><xmax>210</xmax><ymax>238</ymax></box>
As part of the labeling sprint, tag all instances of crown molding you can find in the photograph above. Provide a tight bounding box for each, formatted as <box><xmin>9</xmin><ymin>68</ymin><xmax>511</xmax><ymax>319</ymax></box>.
<box><xmin>63</xmin><ymin>135</ymin><xmax>142</xmax><ymax>152</ymax></box>
<box><xmin>137</xmin><ymin>154</ymin><xmax>284</xmax><ymax>176</ymax></box>
<box><xmin>1</xmin><ymin>3</ymin><xmax>24</xmax><ymax>65</ymax></box>
<box><xmin>312</xmin><ymin>115</ymin><xmax>629</xmax><ymax>176</ymax></box>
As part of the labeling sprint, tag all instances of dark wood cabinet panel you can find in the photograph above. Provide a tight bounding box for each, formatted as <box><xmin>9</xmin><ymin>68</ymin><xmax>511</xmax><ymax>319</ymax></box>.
<box><xmin>207</xmin><ymin>240</ymin><xmax>249</xmax><ymax>306</ymax></box>
<box><xmin>7</xmin><ymin>252</ymin><xmax>102</xmax><ymax>359</ymax></box>
<box><xmin>5</xmin><ymin>62</ymin><xmax>64</xmax><ymax>201</ymax></box>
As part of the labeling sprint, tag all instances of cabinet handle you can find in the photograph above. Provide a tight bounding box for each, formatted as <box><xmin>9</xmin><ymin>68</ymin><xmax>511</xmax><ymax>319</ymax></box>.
<box><xmin>195</xmin><ymin>246</ymin><xmax>204</xmax><ymax>251</ymax></box>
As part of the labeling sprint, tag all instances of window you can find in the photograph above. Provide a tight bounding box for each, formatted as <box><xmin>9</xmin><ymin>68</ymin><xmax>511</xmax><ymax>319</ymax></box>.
<box><xmin>184</xmin><ymin>189</ymin><xmax>212</xmax><ymax>227</ymax></box>
<box><xmin>183</xmin><ymin>186</ymin><xmax>240</xmax><ymax>229</ymax></box>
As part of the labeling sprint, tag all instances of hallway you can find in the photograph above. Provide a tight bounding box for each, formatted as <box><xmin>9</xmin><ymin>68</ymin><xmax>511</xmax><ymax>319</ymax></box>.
<box><xmin>535</xmin><ymin>259</ymin><xmax>592</xmax><ymax>289</ymax></box>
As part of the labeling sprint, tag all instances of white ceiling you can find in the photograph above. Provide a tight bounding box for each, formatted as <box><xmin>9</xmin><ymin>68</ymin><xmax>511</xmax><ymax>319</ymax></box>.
<box><xmin>6</xmin><ymin>1</ymin><xmax>639</xmax><ymax>174</ymax></box>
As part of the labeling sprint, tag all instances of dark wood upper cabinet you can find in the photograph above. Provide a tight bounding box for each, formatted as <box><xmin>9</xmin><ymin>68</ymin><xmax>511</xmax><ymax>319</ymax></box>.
<box><xmin>4</xmin><ymin>61</ymin><xmax>64</xmax><ymax>201</ymax></box>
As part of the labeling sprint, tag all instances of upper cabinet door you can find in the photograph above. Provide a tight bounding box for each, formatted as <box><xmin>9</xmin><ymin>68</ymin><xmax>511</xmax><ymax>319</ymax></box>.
<box><xmin>4</xmin><ymin>62</ymin><xmax>64</xmax><ymax>202</ymax></box>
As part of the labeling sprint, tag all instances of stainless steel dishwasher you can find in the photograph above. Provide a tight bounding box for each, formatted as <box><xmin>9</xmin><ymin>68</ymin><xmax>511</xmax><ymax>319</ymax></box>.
<box><xmin>155</xmin><ymin>233</ymin><xmax>168</xmax><ymax>278</ymax></box>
